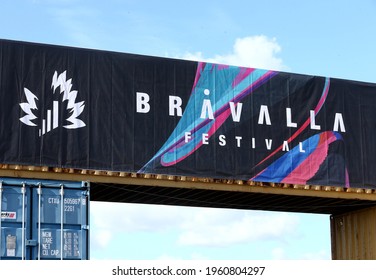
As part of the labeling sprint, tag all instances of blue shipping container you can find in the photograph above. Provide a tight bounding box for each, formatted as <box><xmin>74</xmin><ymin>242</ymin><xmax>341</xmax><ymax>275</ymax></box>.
<box><xmin>0</xmin><ymin>178</ymin><xmax>89</xmax><ymax>260</ymax></box>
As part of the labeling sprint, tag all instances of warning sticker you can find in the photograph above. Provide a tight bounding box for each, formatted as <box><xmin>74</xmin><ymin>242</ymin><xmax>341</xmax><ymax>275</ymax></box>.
<box><xmin>1</xmin><ymin>211</ymin><xmax>17</xmax><ymax>219</ymax></box>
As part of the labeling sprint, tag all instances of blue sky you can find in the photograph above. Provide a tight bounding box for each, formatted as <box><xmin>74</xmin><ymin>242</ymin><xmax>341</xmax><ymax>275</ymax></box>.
<box><xmin>1</xmin><ymin>0</ymin><xmax>376</xmax><ymax>260</ymax></box>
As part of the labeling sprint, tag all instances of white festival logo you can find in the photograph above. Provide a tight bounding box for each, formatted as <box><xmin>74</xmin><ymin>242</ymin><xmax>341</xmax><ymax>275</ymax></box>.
<box><xmin>20</xmin><ymin>71</ymin><xmax>86</xmax><ymax>136</ymax></box>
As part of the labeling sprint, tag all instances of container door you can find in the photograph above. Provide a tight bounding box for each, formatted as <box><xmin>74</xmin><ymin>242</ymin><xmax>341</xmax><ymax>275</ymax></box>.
<box><xmin>31</xmin><ymin>184</ymin><xmax>89</xmax><ymax>260</ymax></box>
<box><xmin>0</xmin><ymin>183</ymin><xmax>31</xmax><ymax>260</ymax></box>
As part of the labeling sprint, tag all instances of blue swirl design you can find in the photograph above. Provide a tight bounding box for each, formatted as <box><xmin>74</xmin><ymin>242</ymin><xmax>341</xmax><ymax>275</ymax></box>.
<box><xmin>140</xmin><ymin>62</ymin><xmax>276</xmax><ymax>172</ymax></box>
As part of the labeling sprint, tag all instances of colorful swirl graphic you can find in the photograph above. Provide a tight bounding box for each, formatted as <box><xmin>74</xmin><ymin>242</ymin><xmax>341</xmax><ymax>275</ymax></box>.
<box><xmin>252</xmin><ymin>131</ymin><xmax>349</xmax><ymax>186</ymax></box>
<box><xmin>140</xmin><ymin>62</ymin><xmax>277</xmax><ymax>171</ymax></box>
<box><xmin>140</xmin><ymin>62</ymin><xmax>349</xmax><ymax>187</ymax></box>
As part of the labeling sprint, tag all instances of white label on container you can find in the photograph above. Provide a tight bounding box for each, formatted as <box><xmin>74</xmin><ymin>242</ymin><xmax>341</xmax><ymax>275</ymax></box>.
<box><xmin>6</xmin><ymin>235</ymin><xmax>16</xmax><ymax>257</ymax></box>
<box><xmin>41</xmin><ymin>231</ymin><xmax>54</xmax><ymax>257</ymax></box>
<box><xmin>7</xmin><ymin>249</ymin><xmax>15</xmax><ymax>257</ymax></box>
<box><xmin>63</xmin><ymin>231</ymin><xmax>81</xmax><ymax>258</ymax></box>
<box><xmin>1</xmin><ymin>211</ymin><xmax>17</xmax><ymax>219</ymax></box>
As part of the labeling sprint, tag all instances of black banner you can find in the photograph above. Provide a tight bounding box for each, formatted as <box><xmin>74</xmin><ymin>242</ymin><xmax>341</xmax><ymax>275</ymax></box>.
<box><xmin>1</xmin><ymin>39</ymin><xmax>375</xmax><ymax>188</ymax></box>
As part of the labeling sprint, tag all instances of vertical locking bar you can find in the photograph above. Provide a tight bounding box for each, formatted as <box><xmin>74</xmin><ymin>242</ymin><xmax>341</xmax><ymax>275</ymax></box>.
<box><xmin>37</xmin><ymin>183</ymin><xmax>42</xmax><ymax>260</ymax></box>
<box><xmin>21</xmin><ymin>183</ymin><xmax>26</xmax><ymax>260</ymax></box>
<box><xmin>60</xmin><ymin>184</ymin><xmax>64</xmax><ymax>260</ymax></box>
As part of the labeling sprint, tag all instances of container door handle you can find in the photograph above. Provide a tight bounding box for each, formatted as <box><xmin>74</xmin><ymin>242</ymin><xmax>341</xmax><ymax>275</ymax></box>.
<box><xmin>21</xmin><ymin>183</ymin><xmax>26</xmax><ymax>260</ymax></box>
<box><xmin>37</xmin><ymin>183</ymin><xmax>42</xmax><ymax>260</ymax></box>
<box><xmin>60</xmin><ymin>184</ymin><xmax>64</xmax><ymax>260</ymax></box>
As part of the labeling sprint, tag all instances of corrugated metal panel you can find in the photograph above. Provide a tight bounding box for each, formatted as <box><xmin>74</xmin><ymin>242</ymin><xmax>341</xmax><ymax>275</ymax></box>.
<box><xmin>0</xmin><ymin>178</ymin><xmax>90</xmax><ymax>260</ymax></box>
<box><xmin>331</xmin><ymin>206</ymin><xmax>376</xmax><ymax>259</ymax></box>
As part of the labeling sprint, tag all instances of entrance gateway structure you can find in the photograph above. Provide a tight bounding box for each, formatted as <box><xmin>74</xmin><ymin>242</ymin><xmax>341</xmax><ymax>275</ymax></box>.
<box><xmin>1</xmin><ymin>39</ymin><xmax>376</xmax><ymax>259</ymax></box>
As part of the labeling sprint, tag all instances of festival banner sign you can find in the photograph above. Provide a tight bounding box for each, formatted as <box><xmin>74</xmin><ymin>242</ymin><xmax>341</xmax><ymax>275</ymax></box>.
<box><xmin>1</xmin><ymin>39</ymin><xmax>375</xmax><ymax>188</ymax></box>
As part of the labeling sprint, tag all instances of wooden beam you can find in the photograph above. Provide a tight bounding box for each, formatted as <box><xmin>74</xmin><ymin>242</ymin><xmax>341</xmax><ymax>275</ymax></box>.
<box><xmin>0</xmin><ymin>165</ymin><xmax>375</xmax><ymax>201</ymax></box>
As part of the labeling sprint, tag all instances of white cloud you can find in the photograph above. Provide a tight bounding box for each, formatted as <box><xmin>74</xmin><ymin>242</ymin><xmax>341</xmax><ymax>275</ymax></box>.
<box><xmin>156</xmin><ymin>254</ymin><xmax>182</xmax><ymax>261</ymax></box>
<box><xmin>177</xmin><ymin>209</ymin><xmax>299</xmax><ymax>247</ymax></box>
<box><xmin>91</xmin><ymin>229</ymin><xmax>112</xmax><ymax>250</ymax></box>
<box><xmin>300</xmin><ymin>250</ymin><xmax>331</xmax><ymax>260</ymax></box>
<box><xmin>91</xmin><ymin>202</ymin><xmax>300</xmax><ymax>251</ymax></box>
<box><xmin>90</xmin><ymin>202</ymin><xmax>188</xmax><ymax>233</ymax></box>
<box><xmin>271</xmin><ymin>247</ymin><xmax>330</xmax><ymax>260</ymax></box>
<box><xmin>155</xmin><ymin>252</ymin><xmax>209</xmax><ymax>260</ymax></box>
<box><xmin>180</xmin><ymin>35</ymin><xmax>288</xmax><ymax>71</ymax></box>
<box><xmin>271</xmin><ymin>247</ymin><xmax>287</xmax><ymax>260</ymax></box>
<box><xmin>190</xmin><ymin>252</ymin><xmax>210</xmax><ymax>260</ymax></box>
<box><xmin>90</xmin><ymin>202</ymin><xmax>190</xmax><ymax>252</ymax></box>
